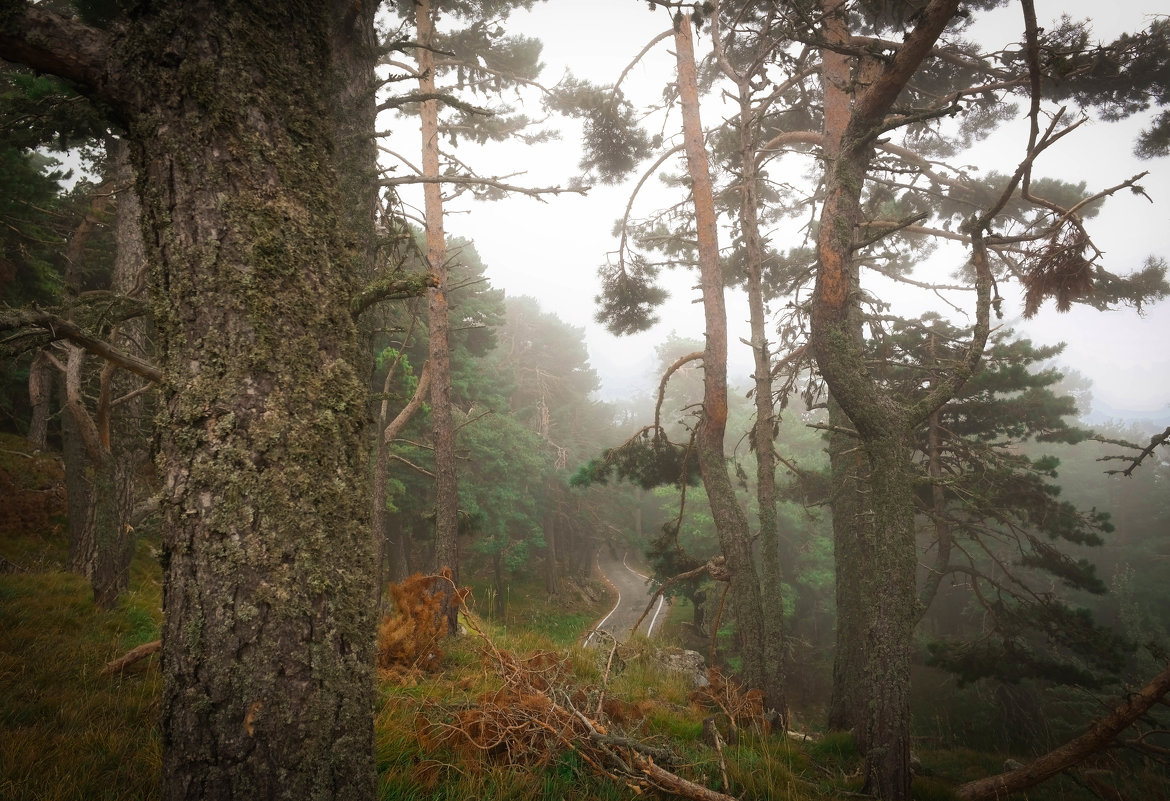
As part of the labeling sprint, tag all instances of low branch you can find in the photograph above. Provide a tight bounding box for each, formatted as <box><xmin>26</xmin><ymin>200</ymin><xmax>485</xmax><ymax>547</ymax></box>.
<box><xmin>383</xmin><ymin>362</ymin><xmax>431</xmax><ymax>443</ymax></box>
<box><xmin>351</xmin><ymin>272</ymin><xmax>438</xmax><ymax>316</ymax></box>
<box><xmin>0</xmin><ymin>312</ymin><xmax>161</xmax><ymax>382</ymax></box>
<box><xmin>377</xmin><ymin>173</ymin><xmax>588</xmax><ymax>201</ymax></box>
<box><xmin>0</xmin><ymin>6</ymin><xmax>124</xmax><ymax>113</ymax></box>
<box><xmin>629</xmin><ymin>557</ymin><xmax>726</xmax><ymax>637</ymax></box>
<box><xmin>376</xmin><ymin>90</ymin><xmax>492</xmax><ymax>115</ymax></box>
<box><xmin>956</xmin><ymin>661</ymin><xmax>1170</xmax><ymax>801</ymax></box>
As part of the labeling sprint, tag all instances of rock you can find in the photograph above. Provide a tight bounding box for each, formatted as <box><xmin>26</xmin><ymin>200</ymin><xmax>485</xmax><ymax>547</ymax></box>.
<box><xmin>654</xmin><ymin>647</ymin><xmax>709</xmax><ymax>688</ymax></box>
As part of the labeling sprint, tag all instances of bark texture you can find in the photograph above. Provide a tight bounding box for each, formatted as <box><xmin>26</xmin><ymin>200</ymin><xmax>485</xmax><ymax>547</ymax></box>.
<box><xmin>810</xmin><ymin>1</ymin><xmax>968</xmax><ymax>798</ymax></box>
<box><xmin>1</xmin><ymin>3</ymin><xmax>383</xmax><ymax>797</ymax></box>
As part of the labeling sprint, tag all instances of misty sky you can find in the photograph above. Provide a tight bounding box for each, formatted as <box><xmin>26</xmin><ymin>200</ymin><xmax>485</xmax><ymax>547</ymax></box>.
<box><xmin>391</xmin><ymin>0</ymin><xmax>1170</xmax><ymax>422</ymax></box>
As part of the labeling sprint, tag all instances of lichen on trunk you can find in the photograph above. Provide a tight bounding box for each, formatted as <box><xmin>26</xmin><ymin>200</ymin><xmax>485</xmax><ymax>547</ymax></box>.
<box><xmin>121</xmin><ymin>3</ymin><xmax>381</xmax><ymax>797</ymax></box>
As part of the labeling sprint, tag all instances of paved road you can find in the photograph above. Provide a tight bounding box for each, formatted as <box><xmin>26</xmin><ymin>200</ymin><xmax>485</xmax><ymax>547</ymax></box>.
<box><xmin>585</xmin><ymin>550</ymin><xmax>667</xmax><ymax>646</ymax></box>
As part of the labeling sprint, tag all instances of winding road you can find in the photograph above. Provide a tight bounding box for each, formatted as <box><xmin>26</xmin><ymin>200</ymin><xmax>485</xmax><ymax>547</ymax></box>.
<box><xmin>584</xmin><ymin>550</ymin><xmax>667</xmax><ymax>646</ymax></box>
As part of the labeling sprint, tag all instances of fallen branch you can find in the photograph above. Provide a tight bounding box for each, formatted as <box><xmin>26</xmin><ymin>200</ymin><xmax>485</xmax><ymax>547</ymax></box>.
<box><xmin>449</xmin><ymin>615</ymin><xmax>743</xmax><ymax>801</ymax></box>
<box><xmin>101</xmin><ymin>639</ymin><xmax>160</xmax><ymax>675</ymax></box>
<box><xmin>956</xmin><ymin>660</ymin><xmax>1170</xmax><ymax>801</ymax></box>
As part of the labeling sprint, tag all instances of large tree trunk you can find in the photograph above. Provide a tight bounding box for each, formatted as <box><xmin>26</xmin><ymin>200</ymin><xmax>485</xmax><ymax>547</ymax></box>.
<box><xmin>1</xmin><ymin>6</ymin><xmax>384</xmax><ymax>789</ymax></box>
<box><xmin>810</xmin><ymin>2</ymin><xmax>966</xmax><ymax>797</ymax></box>
<box><xmin>126</xmin><ymin>4</ymin><xmax>380</xmax><ymax>797</ymax></box>
<box><xmin>826</xmin><ymin>393</ymin><xmax>868</xmax><ymax>731</ymax></box>
<box><xmin>673</xmin><ymin>14</ymin><xmax>768</xmax><ymax>697</ymax></box>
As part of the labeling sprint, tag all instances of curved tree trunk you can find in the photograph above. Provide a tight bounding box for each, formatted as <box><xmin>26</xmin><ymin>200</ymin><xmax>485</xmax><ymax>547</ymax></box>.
<box><xmin>957</xmin><ymin>661</ymin><xmax>1170</xmax><ymax>801</ymax></box>
<box><xmin>673</xmin><ymin>14</ymin><xmax>768</xmax><ymax>697</ymax></box>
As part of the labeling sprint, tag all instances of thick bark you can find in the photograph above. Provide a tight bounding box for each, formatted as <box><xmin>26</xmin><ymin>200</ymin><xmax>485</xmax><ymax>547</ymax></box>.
<box><xmin>825</xmin><ymin>394</ymin><xmax>868</xmax><ymax>732</ymax></box>
<box><xmin>1</xmin><ymin>3</ymin><xmax>384</xmax><ymax>797</ymax></box>
<box><xmin>810</xmin><ymin>2</ymin><xmax>966</xmax><ymax>798</ymax></box>
<box><xmin>415</xmin><ymin>0</ymin><xmax>461</xmax><ymax>603</ymax></box>
<box><xmin>673</xmin><ymin>15</ymin><xmax>768</xmax><ymax>697</ymax></box>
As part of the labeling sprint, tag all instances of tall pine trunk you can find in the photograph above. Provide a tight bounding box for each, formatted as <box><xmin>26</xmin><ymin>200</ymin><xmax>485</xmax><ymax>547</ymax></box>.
<box><xmin>415</xmin><ymin>0</ymin><xmax>461</xmax><ymax>631</ymax></box>
<box><xmin>128</xmin><ymin>4</ymin><xmax>380</xmax><ymax>796</ymax></box>
<box><xmin>673</xmin><ymin>14</ymin><xmax>768</xmax><ymax>697</ymax></box>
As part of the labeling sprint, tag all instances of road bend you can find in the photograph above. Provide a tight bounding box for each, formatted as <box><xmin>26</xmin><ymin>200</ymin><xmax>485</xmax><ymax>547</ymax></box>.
<box><xmin>585</xmin><ymin>549</ymin><xmax>667</xmax><ymax>646</ymax></box>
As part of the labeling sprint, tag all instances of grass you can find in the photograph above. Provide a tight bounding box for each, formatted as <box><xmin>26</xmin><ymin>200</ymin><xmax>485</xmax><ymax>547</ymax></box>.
<box><xmin>4</xmin><ymin>434</ymin><xmax>1167</xmax><ymax>800</ymax></box>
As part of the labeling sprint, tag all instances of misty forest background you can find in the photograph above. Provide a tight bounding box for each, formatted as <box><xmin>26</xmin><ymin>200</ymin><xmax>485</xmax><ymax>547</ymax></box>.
<box><xmin>2</xmin><ymin>1</ymin><xmax>1170</xmax><ymax>800</ymax></box>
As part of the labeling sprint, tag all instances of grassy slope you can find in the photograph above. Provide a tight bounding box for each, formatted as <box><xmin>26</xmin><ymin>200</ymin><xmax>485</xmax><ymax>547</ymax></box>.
<box><xmin>4</xmin><ymin>433</ymin><xmax>1163</xmax><ymax>801</ymax></box>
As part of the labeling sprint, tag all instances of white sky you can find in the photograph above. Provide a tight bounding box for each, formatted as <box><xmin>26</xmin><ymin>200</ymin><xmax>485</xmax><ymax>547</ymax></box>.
<box><xmin>392</xmin><ymin>0</ymin><xmax>1170</xmax><ymax>422</ymax></box>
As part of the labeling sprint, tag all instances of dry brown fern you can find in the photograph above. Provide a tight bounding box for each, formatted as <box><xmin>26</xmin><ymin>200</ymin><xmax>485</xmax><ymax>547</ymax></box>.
<box><xmin>376</xmin><ymin>570</ymin><xmax>468</xmax><ymax>677</ymax></box>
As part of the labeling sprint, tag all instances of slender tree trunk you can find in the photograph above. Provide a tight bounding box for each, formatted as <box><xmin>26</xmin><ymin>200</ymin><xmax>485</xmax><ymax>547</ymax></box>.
<box><xmin>673</xmin><ymin>14</ymin><xmax>768</xmax><ymax>696</ymax></box>
<box><xmin>61</xmin><ymin>377</ymin><xmax>94</xmax><ymax>576</ymax></box>
<box><xmin>90</xmin><ymin>137</ymin><xmax>149</xmax><ymax>611</ymax></box>
<box><xmin>543</xmin><ymin>495</ymin><xmax>560</xmax><ymax>595</ymax></box>
<box><xmin>735</xmin><ymin>77</ymin><xmax>786</xmax><ymax>722</ymax></box>
<box><xmin>26</xmin><ymin>350</ymin><xmax>52</xmax><ymax>450</ymax></box>
<box><xmin>415</xmin><ymin>0</ymin><xmax>460</xmax><ymax>603</ymax></box>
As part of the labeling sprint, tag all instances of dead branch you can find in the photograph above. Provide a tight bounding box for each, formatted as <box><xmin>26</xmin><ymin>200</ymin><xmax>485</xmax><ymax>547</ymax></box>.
<box><xmin>446</xmin><ymin>615</ymin><xmax>743</xmax><ymax>801</ymax></box>
<box><xmin>956</xmin><ymin>660</ymin><xmax>1170</xmax><ymax>801</ymax></box>
<box><xmin>1</xmin><ymin>310</ymin><xmax>161</xmax><ymax>382</ymax></box>
<box><xmin>629</xmin><ymin>556</ymin><xmax>726</xmax><ymax>637</ymax></box>
<box><xmin>1094</xmin><ymin>426</ymin><xmax>1170</xmax><ymax>477</ymax></box>
<box><xmin>101</xmin><ymin>639</ymin><xmax>160</xmax><ymax>675</ymax></box>
<box><xmin>383</xmin><ymin>362</ymin><xmax>431</xmax><ymax>443</ymax></box>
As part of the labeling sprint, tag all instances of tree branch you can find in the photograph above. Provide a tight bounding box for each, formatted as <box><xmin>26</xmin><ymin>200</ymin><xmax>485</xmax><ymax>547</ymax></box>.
<box><xmin>1</xmin><ymin>310</ymin><xmax>161</xmax><ymax>383</ymax></box>
<box><xmin>377</xmin><ymin>172</ymin><xmax>588</xmax><ymax>201</ymax></box>
<box><xmin>956</xmin><ymin>661</ymin><xmax>1170</xmax><ymax>801</ymax></box>
<box><xmin>0</xmin><ymin>6</ymin><xmax>126</xmax><ymax>114</ymax></box>
<box><xmin>351</xmin><ymin>272</ymin><xmax>439</xmax><ymax>316</ymax></box>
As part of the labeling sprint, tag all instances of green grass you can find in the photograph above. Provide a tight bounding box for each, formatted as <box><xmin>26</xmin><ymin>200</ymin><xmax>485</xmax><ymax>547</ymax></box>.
<box><xmin>4</xmin><ymin>435</ymin><xmax>1166</xmax><ymax>801</ymax></box>
<box><xmin>0</xmin><ymin>567</ymin><xmax>162</xmax><ymax>801</ymax></box>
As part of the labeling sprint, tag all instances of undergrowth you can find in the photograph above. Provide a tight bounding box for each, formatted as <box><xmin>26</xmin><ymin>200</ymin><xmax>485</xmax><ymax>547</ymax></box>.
<box><xmin>3</xmin><ymin>434</ymin><xmax>1166</xmax><ymax>800</ymax></box>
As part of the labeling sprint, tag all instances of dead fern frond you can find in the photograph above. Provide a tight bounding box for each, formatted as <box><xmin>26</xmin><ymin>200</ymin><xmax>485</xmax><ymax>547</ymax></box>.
<box><xmin>377</xmin><ymin>569</ymin><xmax>469</xmax><ymax>676</ymax></box>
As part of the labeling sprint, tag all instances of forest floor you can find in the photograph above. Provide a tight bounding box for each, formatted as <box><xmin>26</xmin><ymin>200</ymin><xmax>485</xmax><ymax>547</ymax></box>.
<box><xmin>3</xmin><ymin>432</ymin><xmax>1166</xmax><ymax>801</ymax></box>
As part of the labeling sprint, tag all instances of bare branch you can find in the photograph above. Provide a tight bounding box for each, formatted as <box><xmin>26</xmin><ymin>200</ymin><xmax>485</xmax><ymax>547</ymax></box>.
<box><xmin>1</xmin><ymin>310</ymin><xmax>161</xmax><ymax>383</ymax></box>
<box><xmin>957</xmin><ymin>661</ymin><xmax>1170</xmax><ymax>801</ymax></box>
<box><xmin>377</xmin><ymin>173</ymin><xmax>588</xmax><ymax>201</ymax></box>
